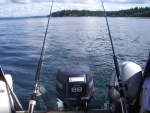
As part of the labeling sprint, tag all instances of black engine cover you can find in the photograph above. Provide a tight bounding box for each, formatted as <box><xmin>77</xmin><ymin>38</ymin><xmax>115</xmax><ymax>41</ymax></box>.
<box><xmin>56</xmin><ymin>65</ymin><xmax>94</xmax><ymax>103</ymax></box>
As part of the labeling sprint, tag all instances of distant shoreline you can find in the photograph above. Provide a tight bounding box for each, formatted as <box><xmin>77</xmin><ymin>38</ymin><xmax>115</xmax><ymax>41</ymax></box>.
<box><xmin>1</xmin><ymin>7</ymin><xmax>149</xmax><ymax>19</ymax></box>
<box><xmin>49</xmin><ymin>7</ymin><xmax>150</xmax><ymax>17</ymax></box>
<box><xmin>1</xmin><ymin>7</ymin><xmax>150</xmax><ymax>19</ymax></box>
<box><xmin>0</xmin><ymin>16</ymin><xmax>47</xmax><ymax>20</ymax></box>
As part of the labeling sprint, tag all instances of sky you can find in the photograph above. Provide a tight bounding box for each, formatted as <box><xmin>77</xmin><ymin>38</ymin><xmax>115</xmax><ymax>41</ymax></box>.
<box><xmin>0</xmin><ymin>0</ymin><xmax>150</xmax><ymax>18</ymax></box>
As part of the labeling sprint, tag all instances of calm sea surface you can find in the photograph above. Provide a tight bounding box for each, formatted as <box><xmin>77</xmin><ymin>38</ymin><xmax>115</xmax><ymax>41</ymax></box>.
<box><xmin>0</xmin><ymin>17</ymin><xmax>150</xmax><ymax>110</ymax></box>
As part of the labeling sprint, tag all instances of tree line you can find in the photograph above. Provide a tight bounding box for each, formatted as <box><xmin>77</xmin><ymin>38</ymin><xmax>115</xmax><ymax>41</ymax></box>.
<box><xmin>50</xmin><ymin>7</ymin><xmax>150</xmax><ymax>17</ymax></box>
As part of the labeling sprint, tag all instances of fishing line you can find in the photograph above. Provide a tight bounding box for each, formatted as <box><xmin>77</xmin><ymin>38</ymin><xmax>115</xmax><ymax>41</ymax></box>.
<box><xmin>100</xmin><ymin>0</ymin><xmax>128</xmax><ymax>113</ymax></box>
<box><xmin>101</xmin><ymin>0</ymin><xmax>115</xmax><ymax>56</ymax></box>
<box><xmin>100</xmin><ymin>0</ymin><xmax>120</xmax><ymax>78</ymax></box>
<box><xmin>28</xmin><ymin>0</ymin><xmax>54</xmax><ymax>113</ymax></box>
<box><xmin>35</xmin><ymin>0</ymin><xmax>54</xmax><ymax>83</ymax></box>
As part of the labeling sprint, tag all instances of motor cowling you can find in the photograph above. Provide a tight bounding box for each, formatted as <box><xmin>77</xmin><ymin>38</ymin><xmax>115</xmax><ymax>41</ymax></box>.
<box><xmin>56</xmin><ymin>65</ymin><xmax>94</xmax><ymax>109</ymax></box>
<box><xmin>108</xmin><ymin>62</ymin><xmax>142</xmax><ymax>104</ymax></box>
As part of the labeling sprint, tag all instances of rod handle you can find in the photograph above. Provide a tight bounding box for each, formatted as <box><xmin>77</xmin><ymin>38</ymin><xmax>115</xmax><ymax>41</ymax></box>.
<box><xmin>28</xmin><ymin>100</ymin><xmax>36</xmax><ymax>113</ymax></box>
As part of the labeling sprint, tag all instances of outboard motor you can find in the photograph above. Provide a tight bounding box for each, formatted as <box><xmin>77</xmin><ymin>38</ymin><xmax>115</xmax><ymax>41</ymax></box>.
<box><xmin>108</xmin><ymin>62</ymin><xmax>142</xmax><ymax>104</ymax></box>
<box><xmin>56</xmin><ymin>65</ymin><xmax>94</xmax><ymax>111</ymax></box>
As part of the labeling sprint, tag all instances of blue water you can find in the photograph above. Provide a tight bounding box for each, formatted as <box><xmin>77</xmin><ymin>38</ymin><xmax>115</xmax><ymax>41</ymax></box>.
<box><xmin>0</xmin><ymin>17</ymin><xmax>150</xmax><ymax>110</ymax></box>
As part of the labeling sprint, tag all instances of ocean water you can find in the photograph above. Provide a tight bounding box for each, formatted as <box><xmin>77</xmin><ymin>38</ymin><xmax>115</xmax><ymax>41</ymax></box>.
<box><xmin>0</xmin><ymin>17</ymin><xmax>150</xmax><ymax>110</ymax></box>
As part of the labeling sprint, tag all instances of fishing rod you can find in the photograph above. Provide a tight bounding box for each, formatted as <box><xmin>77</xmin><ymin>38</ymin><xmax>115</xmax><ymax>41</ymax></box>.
<box><xmin>28</xmin><ymin>1</ymin><xmax>54</xmax><ymax>113</ymax></box>
<box><xmin>100</xmin><ymin>0</ymin><xmax>128</xmax><ymax>113</ymax></box>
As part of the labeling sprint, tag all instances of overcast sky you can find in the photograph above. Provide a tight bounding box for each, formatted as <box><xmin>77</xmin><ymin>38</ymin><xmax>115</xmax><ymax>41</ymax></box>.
<box><xmin>0</xmin><ymin>0</ymin><xmax>150</xmax><ymax>18</ymax></box>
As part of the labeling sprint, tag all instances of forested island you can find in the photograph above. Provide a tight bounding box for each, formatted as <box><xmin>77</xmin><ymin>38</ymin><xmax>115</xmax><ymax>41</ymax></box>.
<box><xmin>50</xmin><ymin>7</ymin><xmax>150</xmax><ymax>17</ymax></box>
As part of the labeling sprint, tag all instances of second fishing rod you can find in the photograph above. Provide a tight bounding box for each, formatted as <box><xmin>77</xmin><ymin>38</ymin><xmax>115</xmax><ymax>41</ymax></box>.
<box><xmin>100</xmin><ymin>0</ymin><xmax>128</xmax><ymax>113</ymax></box>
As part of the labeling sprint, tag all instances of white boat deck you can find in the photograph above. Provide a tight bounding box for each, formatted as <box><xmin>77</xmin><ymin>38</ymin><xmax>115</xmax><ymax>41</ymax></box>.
<box><xmin>0</xmin><ymin>80</ymin><xmax>12</xmax><ymax>113</ymax></box>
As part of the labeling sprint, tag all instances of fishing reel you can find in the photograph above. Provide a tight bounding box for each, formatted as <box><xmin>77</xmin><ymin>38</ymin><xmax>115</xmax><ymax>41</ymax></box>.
<box><xmin>35</xmin><ymin>85</ymin><xmax>46</xmax><ymax>96</ymax></box>
<box><xmin>106</xmin><ymin>82</ymin><xmax>128</xmax><ymax>90</ymax></box>
<box><xmin>29</xmin><ymin>85</ymin><xmax>46</xmax><ymax>100</ymax></box>
<box><xmin>107</xmin><ymin>62</ymin><xmax>142</xmax><ymax>104</ymax></box>
<box><xmin>106</xmin><ymin>80</ymin><xmax>128</xmax><ymax>91</ymax></box>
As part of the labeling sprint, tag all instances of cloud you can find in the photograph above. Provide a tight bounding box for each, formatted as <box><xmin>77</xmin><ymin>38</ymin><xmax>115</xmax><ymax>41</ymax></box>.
<box><xmin>31</xmin><ymin>0</ymin><xmax>150</xmax><ymax>4</ymax></box>
<box><xmin>11</xmin><ymin>0</ymin><xmax>32</xmax><ymax>4</ymax></box>
<box><xmin>104</xmin><ymin>0</ymin><xmax>149</xmax><ymax>4</ymax></box>
<box><xmin>0</xmin><ymin>0</ymin><xmax>150</xmax><ymax>4</ymax></box>
<box><xmin>0</xmin><ymin>0</ymin><xmax>11</xmax><ymax>4</ymax></box>
<box><xmin>0</xmin><ymin>0</ymin><xmax>32</xmax><ymax>4</ymax></box>
<box><xmin>52</xmin><ymin>1</ymin><xmax>102</xmax><ymax>11</ymax></box>
<box><xmin>0</xmin><ymin>2</ymin><xmax>52</xmax><ymax>18</ymax></box>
